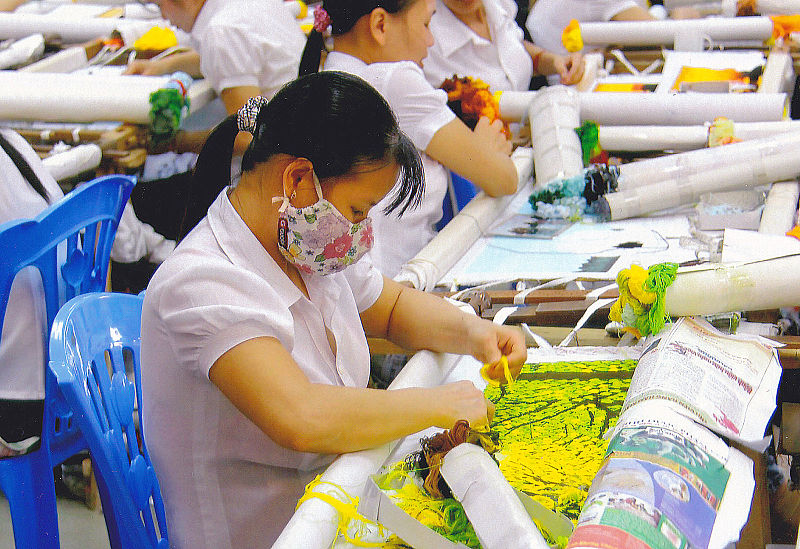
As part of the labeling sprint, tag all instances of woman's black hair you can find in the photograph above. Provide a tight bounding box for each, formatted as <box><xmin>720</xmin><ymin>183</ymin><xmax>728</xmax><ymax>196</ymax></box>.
<box><xmin>182</xmin><ymin>71</ymin><xmax>424</xmax><ymax>239</ymax></box>
<box><xmin>298</xmin><ymin>0</ymin><xmax>416</xmax><ymax>77</ymax></box>
<box><xmin>0</xmin><ymin>132</ymin><xmax>51</xmax><ymax>203</ymax></box>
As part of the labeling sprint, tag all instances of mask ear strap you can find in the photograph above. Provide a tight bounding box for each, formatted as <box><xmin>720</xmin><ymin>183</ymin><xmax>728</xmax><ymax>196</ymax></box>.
<box><xmin>312</xmin><ymin>171</ymin><xmax>324</xmax><ymax>200</ymax></box>
<box><xmin>271</xmin><ymin>195</ymin><xmax>290</xmax><ymax>213</ymax></box>
<box><xmin>272</xmin><ymin>169</ymin><xmax>321</xmax><ymax>212</ymax></box>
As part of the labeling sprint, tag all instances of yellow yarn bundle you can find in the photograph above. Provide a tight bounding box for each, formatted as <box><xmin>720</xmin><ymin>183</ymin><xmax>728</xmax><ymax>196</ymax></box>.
<box><xmin>609</xmin><ymin>262</ymin><xmax>678</xmax><ymax>338</ymax></box>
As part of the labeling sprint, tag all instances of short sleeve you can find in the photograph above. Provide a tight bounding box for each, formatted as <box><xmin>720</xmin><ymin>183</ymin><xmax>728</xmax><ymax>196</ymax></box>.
<box><xmin>197</xmin><ymin>23</ymin><xmax>261</xmax><ymax>92</ymax></box>
<box><xmin>153</xmin><ymin>265</ymin><xmax>294</xmax><ymax>377</ymax></box>
<box><xmin>343</xmin><ymin>256</ymin><xmax>385</xmax><ymax>312</ymax></box>
<box><xmin>380</xmin><ymin>63</ymin><xmax>456</xmax><ymax>151</ymax></box>
<box><xmin>599</xmin><ymin>0</ymin><xmax>639</xmax><ymax>21</ymax></box>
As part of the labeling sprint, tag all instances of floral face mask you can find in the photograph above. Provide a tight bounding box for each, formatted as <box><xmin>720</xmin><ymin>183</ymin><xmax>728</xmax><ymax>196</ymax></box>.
<box><xmin>272</xmin><ymin>173</ymin><xmax>374</xmax><ymax>276</ymax></box>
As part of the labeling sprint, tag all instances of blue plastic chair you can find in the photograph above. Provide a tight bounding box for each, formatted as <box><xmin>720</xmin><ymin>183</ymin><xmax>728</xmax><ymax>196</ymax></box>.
<box><xmin>49</xmin><ymin>292</ymin><xmax>168</xmax><ymax>549</ymax></box>
<box><xmin>0</xmin><ymin>174</ymin><xmax>134</xmax><ymax>548</ymax></box>
<box><xmin>436</xmin><ymin>171</ymin><xmax>479</xmax><ymax>231</ymax></box>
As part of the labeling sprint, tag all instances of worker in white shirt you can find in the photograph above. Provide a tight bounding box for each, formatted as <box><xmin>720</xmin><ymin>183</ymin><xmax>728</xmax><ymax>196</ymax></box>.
<box><xmin>127</xmin><ymin>0</ymin><xmax>305</xmax><ymax>154</ymax></box>
<box><xmin>141</xmin><ymin>71</ymin><xmax>526</xmax><ymax>548</ymax></box>
<box><xmin>424</xmin><ymin>0</ymin><xmax>585</xmax><ymax>91</ymax></box>
<box><xmin>0</xmin><ymin>130</ymin><xmax>63</xmax><ymax>456</ymax></box>
<box><xmin>526</xmin><ymin>0</ymin><xmax>653</xmax><ymax>56</ymax></box>
<box><xmin>300</xmin><ymin>0</ymin><xmax>518</xmax><ymax>278</ymax></box>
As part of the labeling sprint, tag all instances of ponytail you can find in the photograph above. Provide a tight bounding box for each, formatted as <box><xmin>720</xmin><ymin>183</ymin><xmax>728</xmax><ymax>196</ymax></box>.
<box><xmin>298</xmin><ymin>0</ymin><xmax>417</xmax><ymax>77</ymax></box>
<box><xmin>0</xmin><ymin>132</ymin><xmax>51</xmax><ymax>204</ymax></box>
<box><xmin>179</xmin><ymin>115</ymin><xmax>238</xmax><ymax>240</ymax></box>
<box><xmin>298</xmin><ymin>29</ymin><xmax>325</xmax><ymax>77</ymax></box>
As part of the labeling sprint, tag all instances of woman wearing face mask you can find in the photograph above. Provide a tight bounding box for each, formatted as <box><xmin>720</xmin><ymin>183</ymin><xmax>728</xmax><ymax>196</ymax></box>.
<box><xmin>299</xmin><ymin>0</ymin><xmax>518</xmax><ymax>278</ymax></box>
<box><xmin>422</xmin><ymin>0</ymin><xmax>584</xmax><ymax>91</ymax></box>
<box><xmin>140</xmin><ymin>71</ymin><xmax>525</xmax><ymax>549</ymax></box>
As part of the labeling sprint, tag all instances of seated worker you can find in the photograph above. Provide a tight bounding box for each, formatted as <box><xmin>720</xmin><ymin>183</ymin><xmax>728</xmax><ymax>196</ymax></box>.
<box><xmin>0</xmin><ymin>131</ymin><xmax>176</xmax><ymax>451</ymax></box>
<box><xmin>123</xmin><ymin>0</ymin><xmax>306</xmax><ymax>246</ymax></box>
<box><xmin>526</xmin><ymin>0</ymin><xmax>653</xmax><ymax>56</ymax></box>
<box><xmin>300</xmin><ymin>0</ymin><xmax>518</xmax><ymax>278</ymax></box>
<box><xmin>423</xmin><ymin>0</ymin><xmax>585</xmax><ymax>91</ymax></box>
<box><xmin>141</xmin><ymin>70</ymin><xmax>526</xmax><ymax>548</ymax></box>
<box><xmin>0</xmin><ymin>130</ymin><xmax>64</xmax><ymax>456</ymax></box>
<box><xmin>127</xmin><ymin>0</ymin><xmax>305</xmax><ymax>153</ymax></box>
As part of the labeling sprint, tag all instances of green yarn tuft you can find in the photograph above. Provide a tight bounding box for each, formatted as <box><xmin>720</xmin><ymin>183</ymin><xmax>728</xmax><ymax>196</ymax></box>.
<box><xmin>149</xmin><ymin>88</ymin><xmax>190</xmax><ymax>144</ymax></box>
<box><xmin>641</xmin><ymin>262</ymin><xmax>679</xmax><ymax>336</ymax></box>
<box><xmin>575</xmin><ymin>121</ymin><xmax>600</xmax><ymax>166</ymax></box>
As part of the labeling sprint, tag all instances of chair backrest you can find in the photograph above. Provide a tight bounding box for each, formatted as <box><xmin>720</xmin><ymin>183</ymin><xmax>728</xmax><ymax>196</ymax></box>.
<box><xmin>49</xmin><ymin>292</ymin><xmax>168</xmax><ymax>549</ymax></box>
<box><xmin>436</xmin><ymin>171</ymin><xmax>479</xmax><ymax>231</ymax></box>
<box><xmin>0</xmin><ymin>174</ymin><xmax>134</xmax><ymax>461</ymax></box>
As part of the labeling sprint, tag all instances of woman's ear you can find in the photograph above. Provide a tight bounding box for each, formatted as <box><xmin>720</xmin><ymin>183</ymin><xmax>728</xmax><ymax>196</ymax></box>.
<box><xmin>281</xmin><ymin>158</ymin><xmax>317</xmax><ymax>206</ymax></box>
<box><xmin>368</xmin><ymin>8</ymin><xmax>390</xmax><ymax>46</ymax></box>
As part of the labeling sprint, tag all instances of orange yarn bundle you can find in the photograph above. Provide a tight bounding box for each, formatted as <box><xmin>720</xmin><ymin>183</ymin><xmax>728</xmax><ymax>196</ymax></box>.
<box><xmin>440</xmin><ymin>76</ymin><xmax>510</xmax><ymax>138</ymax></box>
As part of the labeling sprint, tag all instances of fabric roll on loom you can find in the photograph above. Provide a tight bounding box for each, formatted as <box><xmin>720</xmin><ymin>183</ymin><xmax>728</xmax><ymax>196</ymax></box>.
<box><xmin>498</xmin><ymin>91</ymin><xmax>787</xmax><ymax>126</ymax></box>
<box><xmin>273</xmin><ymin>337</ymin><xmax>479</xmax><ymax>549</ymax></box>
<box><xmin>597</xmin><ymin>120</ymin><xmax>800</xmax><ymax>152</ymax></box>
<box><xmin>528</xmin><ymin>86</ymin><xmax>584</xmax><ymax>190</ymax></box>
<box><xmin>440</xmin><ymin>443</ymin><xmax>550</xmax><ymax>549</ymax></box>
<box><xmin>0</xmin><ymin>12</ymin><xmax>154</xmax><ymax>43</ymax></box>
<box><xmin>596</xmin><ymin>130</ymin><xmax>800</xmax><ymax>220</ymax></box>
<box><xmin>664</xmin><ymin>0</ymin><xmax>800</xmax><ymax>15</ymax></box>
<box><xmin>759</xmin><ymin>181</ymin><xmax>800</xmax><ymax>235</ymax></box>
<box><xmin>573</xmin><ymin>16</ymin><xmax>774</xmax><ymax>49</ymax></box>
<box><xmin>664</xmin><ymin>255</ymin><xmax>800</xmax><ymax>317</ymax></box>
<box><xmin>0</xmin><ymin>72</ymin><xmax>214</xmax><ymax>124</ymax></box>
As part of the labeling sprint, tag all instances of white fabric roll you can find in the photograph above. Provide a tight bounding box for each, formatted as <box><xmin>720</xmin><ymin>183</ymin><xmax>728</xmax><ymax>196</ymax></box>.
<box><xmin>500</xmin><ymin>91</ymin><xmax>787</xmax><ymax>126</ymax></box>
<box><xmin>122</xmin><ymin>3</ymin><xmax>163</xmax><ymax>19</ymax></box>
<box><xmin>578</xmin><ymin>17</ymin><xmax>773</xmax><ymax>48</ymax></box>
<box><xmin>499</xmin><ymin>91</ymin><xmax>536</xmax><ymax>123</ymax></box>
<box><xmin>19</xmin><ymin>46</ymin><xmax>88</xmax><ymax>74</ymax></box>
<box><xmin>0</xmin><ymin>72</ymin><xmax>214</xmax><ymax>123</ymax></box>
<box><xmin>665</xmin><ymin>255</ymin><xmax>800</xmax><ymax>315</ymax></box>
<box><xmin>754</xmin><ymin>0</ymin><xmax>800</xmax><ymax>13</ymax></box>
<box><xmin>0</xmin><ymin>13</ymin><xmax>152</xmax><ymax>43</ymax></box>
<box><xmin>41</xmin><ymin>144</ymin><xmax>101</xmax><ymax>181</ymax></box>
<box><xmin>599</xmin><ymin>120</ymin><xmax>800</xmax><ymax>152</ymax></box>
<box><xmin>0</xmin><ymin>34</ymin><xmax>44</xmax><ymax>70</ymax></box>
<box><xmin>441</xmin><ymin>443</ymin><xmax>549</xmax><ymax>549</ymax></box>
<box><xmin>663</xmin><ymin>0</ymin><xmax>727</xmax><ymax>15</ymax></box>
<box><xmin>760</xmin><ymin>49</ymin><xmax>795</xmax><ymax>94</ymax></box>
<box><xmin>615</xmin><ymin>130</ymin><xmax>800</xmax><ymax>193</ymax></box>
<box><xmin>579</xmin><ymin>92</ymin><xmax>786</xmax><ymax>126</ymax></box>
<box><xmin>273</xmin><ymin>348</ymin><xmax>473</xmax><ymax>549</ymax></box>
<box><xmin>599</xmin><ymin>125</ymin><xmax>710</xmax><ymax>151</ymax></box>
<box><xmin>759</xmin><ymin>181</ymin><xmax>800</xmax><ymax>235</ymax></box>
<box><xmin>529</xmin><ymin>86</ymin><xmax>583</xmax><ymax>189</ymax></box>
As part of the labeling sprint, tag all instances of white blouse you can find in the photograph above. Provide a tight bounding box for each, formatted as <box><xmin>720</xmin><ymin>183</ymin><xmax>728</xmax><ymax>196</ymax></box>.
<box><xmin>141</xmin><ymin>189</ymin><xmax>384</xmax><ymax>548</ymax></box>
<box><xmin>424</xmin><ymin>0</ymin><xmax>532</xmax><ymax>92</ymax></box>
<box><xmin>191</xmin><ymin>0</ymin><xmax>305</xmax><ymax>98</ymax></box>
<box><xmin>526</xmin><ymin>0</ymin><xmax>639</xmax><ymax>54</ymax></box>
<box><xmin>0</xmin><ymin>130</ymin><xmax>63</xmax><ymax>400</ymax></box>
<box><xmin>323</xmin><ymin>52</ymin><xmax>455</xmax><ymax>277</ymax></box>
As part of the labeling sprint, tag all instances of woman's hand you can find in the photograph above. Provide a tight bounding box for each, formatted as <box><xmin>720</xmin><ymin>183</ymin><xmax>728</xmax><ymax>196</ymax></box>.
<box><xmin>429</xmin><ymin>381</ymin><xmax>495</xmax><ymax>430</ymax></box>
<box><xmin>466</xmin><ymin>319</ymin><xmax>526</xmax><ymax>384</ymax></box>
<box><xmin>552</xmin><ymin>52</ymin><xmax>585</xmax><ymax>86</ymax></box>
<box><xmin>123</xmin><ymin>59</ymin><xmax>170</xmax><ymax>76</ymax></box>
<box><xmin>473</xmin><ymin>116</ymin><xmax>512</xmax><ymax>156</ymax></box>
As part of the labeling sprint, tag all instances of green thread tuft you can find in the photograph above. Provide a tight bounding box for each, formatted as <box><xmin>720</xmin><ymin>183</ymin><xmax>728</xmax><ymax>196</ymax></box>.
<box><xmin>575</xmin><ymin>121</ymin><xmax>600</xmax><ymax>166</ymax></box>
<box><xmin>642</xmin><ymin>262</ymin><xmax>678</xmax><ymax>337</ymax></box>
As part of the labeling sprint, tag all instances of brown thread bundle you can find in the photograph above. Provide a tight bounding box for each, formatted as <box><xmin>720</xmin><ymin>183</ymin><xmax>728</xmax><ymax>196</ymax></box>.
<box><xmin>406</xmin><ymin>420</ymin><xmax>500</xmax><ymax>499</ymax></box>
<box><xmin>736</xmin><ymin>0</ymin><xmax>756</xmax><ymax>16</ymax></box>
